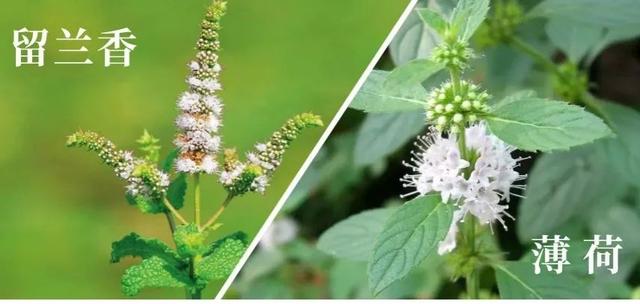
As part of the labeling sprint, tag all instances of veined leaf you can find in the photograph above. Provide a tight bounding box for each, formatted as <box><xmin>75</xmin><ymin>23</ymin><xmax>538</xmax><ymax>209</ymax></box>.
<box><xmin>196</xmin><ymin>232</ymin><xmax>248</xmax><ymax>281</ymax></box>
<box><xmin>384</xmin><ymin>59</ymin><xmax>445</xmax><ymax>93</ymax></box>
<box><xmin>487</xmin><ymin>97</ymin><xmax>612</xmax><ymax>152</ymax></box>
<box><xmin>354</xmin><ymin>111</ymin><xmax>425</xmax><ymax>166</ymax></box>
<box><xmin>111</xmin><ymin>233</ymin><xmax>182</xmax><ymax>266</ymax></box>
<box><xmin>350</xmin><ymin>70</ymin><xmax>428</xmax><ymax>113</ymax></box>
<box><xmin>545</xmin><ymin>18</ymin><xmax>603</xmax><ymax>62</ymax></box>
<box><xmin>449</xmin><ymin>0</ymin><xmax>490</xmax><ymax>41</ymax></box>
<box><xmin>368</xmin><ymin>195</ymin><xmax>454</xmax><ymax>294</ymax></box>
<box><xmin>516</xmin><ymin>145</ymin><xmax>625</xmax><ymax>241</ymax></box>
<box><xmin>528</xmin><ymin>0</ymin><xmax>640</xmax><ymax>28</ymax></box>
<box><xmin>494</xmin><ymin>261</ymin><xmax>590</xmax><ymax>299</ymax></box>
<box><xmin>167</xmin><ymin>174</ymin><xmax>187</xmax><ymax>209</ymax></box>
<box><xmin>416</xmin><ymin>8</ymin><xmax>447</xmax><ymax>35</ymax></box>
<box><xmin>317</xmin><ymin>207</ymin><xmax>398</xmax><ymax>261</ymax></box>
<box><xmin>121</xmin><ymin>256</ymin><xmax>192</xmax><ymax>296</ymax></box>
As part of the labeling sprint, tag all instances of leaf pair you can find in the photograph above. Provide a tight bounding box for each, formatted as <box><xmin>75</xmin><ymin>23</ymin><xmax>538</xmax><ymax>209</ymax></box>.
<box><xmin>112</xmin><ymin>231</ymin><xmax>247</xmax><ymax>296</ymax></box>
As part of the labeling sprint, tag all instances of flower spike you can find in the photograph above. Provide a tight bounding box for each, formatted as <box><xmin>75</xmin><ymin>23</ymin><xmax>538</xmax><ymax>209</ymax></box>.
<box><xmin>174</xmin><ymin>0</ymin><xmax>227</xmax><ymax>175</ymax></box>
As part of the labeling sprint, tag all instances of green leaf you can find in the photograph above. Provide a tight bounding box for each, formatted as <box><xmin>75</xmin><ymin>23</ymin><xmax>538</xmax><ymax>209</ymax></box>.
<box><xmin>494</xmin><ymin>261</ymin><xmax>591</xmax><ymax>299</ymax></box>
<box><xmin>516</xmin><ymin>145</ymin><xmax>625</xmax><ymax>241</ymax></box>
<box><xmin>598</xmin><ymin>102</ymin><xmax>640</xmax><ymax>186</ymax></box>
<box><xmin>487</xmin><ymin>97</ymin><xmax>612</xmax><ymax>152</ymax></box>
<box><xmin>389</xmin><ymin>10</ymin><xmax>440</xmax><ymax>65</ymax></box>
<box><xmin>591</xmin><ymin>204</ymin><xmax>640</xmax><ymax>253</ymax></box>
<box><xmin>317</xmin><ymin>207</ymin><xmax>398</xmax><ymax>261</ymax></box>
<box><xmin>167</xmin><ymin>174</ymin><xmax>187</xmax><ymax>209</ymax></box>
<box><xmin>350</xmin><ymin>70</ymin><xmax>428</xmax><ymax>113</ymax></box>
<box><xmin>121</xmin><ymin>256</ymin><xmax>192</xmax><ymax>296</ymax></box>
<box><xmin>161</xmin><ymin>148</ymin><xmax>180</xmax><ymax>172</ymax></box>
<box><xmin>416</xmin><ymin>8</ymin><xmax>447</xmax><ymax>34</ymax></box>
<box><xmin>528</xmin><ymin>0</ymin><xmax>640</xmax><ymax>28</ymax></box>
<box><xmin>196</xmin><ymin>232</ymin><xmax>248</xmax><ymax>281</ymax></box>
<box><xmin>353</xmin><ymin>111</ymin><xmax>425</xmax><ymax>166</ymax></box>
<box><xmin>449</xmin><ymin>0</ymin><xmax>490</xmax><ymax>41</ymax></box>
<box><xmin>111</xmin><ymin>233</ymin><xmax>182</xmax><ymax>266</ymax></box>
<box><xmin>545</xmin><ymin>18</ymin><xmax>603</xmax><ymax>62</ymax></box>
<box><xmin>368</xmin><ymin>195</ymin><xmax>454</xmax><ymax>294</ymax></box>
<box><xmin>384</xmin><ymin>59</ymin><xmax>445</xmax><ymax>93</ymax></box>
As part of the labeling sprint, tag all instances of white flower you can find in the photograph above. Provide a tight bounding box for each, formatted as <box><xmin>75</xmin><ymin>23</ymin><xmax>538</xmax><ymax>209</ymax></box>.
<box><xmin>200</xmin><ymin>155</ymin><xmax>218</xmax><ymax>174</ymax></box>
<box><xmin>176</xmin><ymin>114</ymin><xmax>198</xmax><ymax>130</ymax></box>
<box><xmin>259</xmin><ymin>217</ymin><xmax>298</xmax><ymax>250</ymax></box>
<box><xmin>202</xmin><ymin>96</ymin><xmax>223</xmax><ymax>114</ymax></box>
<box><xmin>187</xmin><ymin>76</ymin><xmax>202</xmax><ymax>88</ymax></box>
<box><xmin>212</xmin><ymin>63</ymin><xmax>222</xmax><ymax>73</ymax></box>
<box><xmin>206</xmin><ymin>115</ymin><xmax>220</xmax><ymax>132</ymax></box>
<box><xmin>255</xmin><ymin>143</ymin><xmax>267</xmax><ymax>152</ymax></box>
<box><xmin>251</xmin><ymin>175</ymin><xmax>269</xmax><ymax>194</ymax></box>
<box><xmin>159</xmin><ymin>172</ymin><xmax>170</xmax><ymax>187</ymax></box>
<box><xmin>438</xmin><ymin>209</ymin><xmax>465</xmax><ymax>255</ymax></box>
<box><xmin>189</xmin><ymin>61</ymin><xmax>200</xmax><ymax>71</ymax></box>
<box><xmin>178</xmin><ymin>92</ymin><xmax>200</xmax><ymax>112</ymax></box>
<box><xmin>402</xmin><ymin>124</ymin><xmax>525</xmax><ymax>254</ymax></box>
<box><xmin>201</xmin><ymin>78</ymin><xmax>221</xmax><ymax>91</ymax></box>
<box><xmin>176</xmin><ymin>158</ymin><xmax>198</xmax><ymax>173</ymax></box>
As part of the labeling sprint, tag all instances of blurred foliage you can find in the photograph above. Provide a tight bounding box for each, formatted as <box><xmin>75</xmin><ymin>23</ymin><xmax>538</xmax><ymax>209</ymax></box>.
<box><xmin>0</xmin><ymin>0</ymin><xmax>409</xmax><ymax>298</ymax></box>
<box><xmin>230</xmin><ymin>0</ymin><xmax>640</xmax><ymax>299</ymax></box>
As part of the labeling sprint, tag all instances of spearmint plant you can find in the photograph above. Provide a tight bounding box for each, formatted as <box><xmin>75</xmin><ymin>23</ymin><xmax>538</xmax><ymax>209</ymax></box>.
<box><xmin>66</xmin><ymin>1</ymin><xmax>322</xmax><ymax>298</ymax></box>
<box><xmin>311</xmin><ymin>0</ymin><xmax>637</xmax><ymax>299</ymax></box>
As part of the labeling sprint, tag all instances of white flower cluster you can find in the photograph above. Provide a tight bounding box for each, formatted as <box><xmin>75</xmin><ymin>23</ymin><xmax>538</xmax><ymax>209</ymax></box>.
<box><xmin>401</xmin><ymin>124</ymin><xmax>526</xmax><ymax>254</ymax></box>
<box><xmin>116</xmin><ymin>151</ymin><xmax>171</xmax><ymax>198</ymax></box>
<box><xmin>174</xmin><ymin>24</ymin><xmax>225</xmax><ymax>175</ymax></box>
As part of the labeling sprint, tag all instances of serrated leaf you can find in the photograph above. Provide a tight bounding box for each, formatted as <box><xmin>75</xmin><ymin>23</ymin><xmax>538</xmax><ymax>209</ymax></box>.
<box><xmin>528</xmin><ymin>0</ymin><xmax>640</xmax><ymax>28</ymax></box>
<box><xmin>416</xmin><ymin>8</ymin><xmax>447</xmax><ymax>34</ymax></box>
<box><xmin>545</xmin><ymin>18</ymin><xmax>603</xmax><ymax>62</ymax></box>
<box><xmin>350</xmin><ymin>70</ymin><xmax>428</xmax><ymax>113</ymax></box>
<box><xmin>121</xmin><ymin>256</ymin><xmax>192</xmax><ymax>296</ymax></box>
<box><xmin>111</xmin><ymin>233</ymin><xmax>182</xmax><ymax>266</ymax></box>
<box><xmin>449</xmin><ymin>0</ymin><xmax>490</xmax><ymax>41</ymax></box>
<box><xmin>167</xmin><ymin>174</ymin><xmax>187</xmax><ymax>209</ymax></box>
<box><xmin>516</xmin><ymin>145</ymin><xmax>624</xmax><ymax>241</ymax></box>
<box><xmin>494</xmin><ymin>261</ymin><xmax>590</xmax><ymax>299</ymax></box>
<box><xmin>196</xmin><ymin>232</ymin><xmax>248</xmax><ymax>281</ymax></box>
<box><xmin>354</xmin><ymin>111</ymin><xmax>425</xmax><ymax>166</ymax></box>
<box><xmin>486</xmin><ymin>97</ymin><xmax>612</xmax><ymax>152</ymax></box>
<box><xmin>383</xmin><ymin>59</ymin><xmax>445</xmax><ymax>93</ymax></box>
<box><xmin>317</xmin><ymin>207</ymin><xmax>397</xmax><ymax>261</ymax></box>
<box><xmin>368</xmin><ymin>195</ymin><xmax>454</xmax><ymax>294</ymax></box>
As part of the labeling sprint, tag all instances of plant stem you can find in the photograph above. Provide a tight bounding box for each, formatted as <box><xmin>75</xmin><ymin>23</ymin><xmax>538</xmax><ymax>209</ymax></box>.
<box><xmin>194</xmin><ymin>174</ymin><xmax>201</xmax><ymax>228</ymax></box>
<box><xmin>188</xmin><ymin>256</ymin><xmax>203</xmax><ymax>299</ymax></box>
<box><xmin>465</xmin><ymin>215</ymin><xmax>479</xmax><ymax>299</ymax></box>
<box><xmin>163</xmin><ymin>198</ymin><xmax>188</xmax><ymax>225</ymax></box>
<box><xmin>450</xmin><ymin>69</ymin><xmax>461</xmax><ymax>94</ymax></box>
<box><xmin>164</xmin><ymin>211</ymin><xmax>176</xmax><ymax>234</ymax></box>
<box><xmin>509</xmin><ymin>37</ymin><xmax>556</xmax><ymax>72</ymax></box>
<box><xmin>201</xmin><ymin>194</ymin><xmax>234</xmax><ymax>231</ymax></box>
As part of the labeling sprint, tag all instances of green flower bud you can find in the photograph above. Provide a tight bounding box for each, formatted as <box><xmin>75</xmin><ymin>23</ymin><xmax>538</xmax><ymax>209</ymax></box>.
<box><xmin>553</xmin><ymin>62</ymin><xmax>588</xmax><ymax>102</ymax></box>
<box><xmin>475</xmin><ymin>0</ymin><xmax>524</xmax><ymax>48</ymax></box>
<box><xmin>432</xmin><ymin>40</ymin><xmax>474</xmax><ymax>71</ymax></box>
<box><xmin>424</xmin><ymin>81</ymin><xmax>490</xmax><ymax>133</ymax></box>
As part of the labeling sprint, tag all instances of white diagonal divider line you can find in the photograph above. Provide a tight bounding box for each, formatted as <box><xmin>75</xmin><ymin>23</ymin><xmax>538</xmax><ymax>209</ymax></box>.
<box><xmin>214</xmin><ymin>0</ymin><xmax>419</xmax><ymax>299</ymax></box>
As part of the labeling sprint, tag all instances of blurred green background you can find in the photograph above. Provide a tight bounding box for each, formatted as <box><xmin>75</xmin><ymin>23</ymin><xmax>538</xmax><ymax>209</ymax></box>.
<box><xmin>0</xmin><ymin>0</ymin><xmax>409</xmax><ymax>298</ymax></box>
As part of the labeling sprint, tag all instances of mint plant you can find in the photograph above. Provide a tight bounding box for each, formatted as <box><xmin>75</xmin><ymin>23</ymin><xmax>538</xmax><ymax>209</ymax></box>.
<box><xmin>66</xmin><ymin>1</ymin><xmax>322</xmax><ymax>298</ymax></box>
<box><xmin>308</xmin><ymin>0</ymin><xmax>640</xmax><ymax>299</ymax></box>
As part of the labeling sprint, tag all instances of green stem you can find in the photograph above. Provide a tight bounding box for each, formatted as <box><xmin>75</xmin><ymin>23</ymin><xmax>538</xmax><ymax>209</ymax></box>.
<box><xmin>201</xmin><ymin>194</ymin><xmax>234</xmax><ymax>231</ymax></box>
<box><xmin>188</xmin><ymin>257</ymin><xmax>203</xmax><ymax>299</ymax></box>
<box><xmin>450</xmin><ymin>69</ymin><xmax>461</xmax><ymax>95</ymax></box>
<box><xmin>465</xmin><ymin>216</ymin><xmax>478</xmax><ymax>299</ymax></box>
<box><xmin>509</xmin><ymin>37</ymin><xmax>556</xmax><ymax>72</ymax></box>
<box><xmin>164</xmin><ymin>211</ymin><xmax>176</xmax><ymax>235</ymax></box>
<box><xmin>194</xmin><ymin>174</ymin><xmax>201</xmax><ymax>228</ymax></box>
